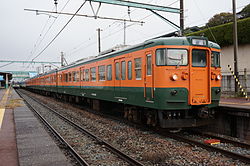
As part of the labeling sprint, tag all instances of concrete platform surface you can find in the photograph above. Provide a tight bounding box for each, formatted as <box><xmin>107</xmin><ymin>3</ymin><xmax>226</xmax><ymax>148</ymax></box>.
<box><xmin>0</xmin><ymin>88</ymin><xmax>72</xmax><ymax>166</ymax></box>
<box><xmin>220</xmin><ymin>97</ymin><xmax>250</xmax><ymax>109</ymax></box>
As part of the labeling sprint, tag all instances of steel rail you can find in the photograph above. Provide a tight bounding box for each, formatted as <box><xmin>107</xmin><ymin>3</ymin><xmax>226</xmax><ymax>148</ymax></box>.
<box><xmin>161</xmin><ymin>131</ymin><xmax>250</xmax><ymax>164</ymax></box>
<box><xmin>19</xmin><ymin>89</ymin><xmax>144</xmax><ymax>166</ymax></box>
<box><xmin>16</xmin><ymin>90</ymin><xmax>89</xmax><ymax>166</ymax></box>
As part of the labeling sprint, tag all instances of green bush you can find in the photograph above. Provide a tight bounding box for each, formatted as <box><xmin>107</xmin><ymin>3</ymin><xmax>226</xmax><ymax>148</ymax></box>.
<box><xmin>187</xmin><ymin>17</ymin><xmax>250</xmax><ymax>46</ymax></box>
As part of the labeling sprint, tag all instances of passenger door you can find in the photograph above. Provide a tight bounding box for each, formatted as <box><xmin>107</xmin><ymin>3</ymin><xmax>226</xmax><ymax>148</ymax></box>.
<box><xmin>144</xmin><ymin>52</ymin><xmax>154</xmax><ymax>102</ymax></box>
<box><xmin>80</xmin><ymin>67</ymin><xmax>85</xmax><ymax>89</ymax></box>
<box><xmin>190</xmin><ymin>49</ymin><xmax>211</xmax><ymax>105</ymax></box>
<box><xmin>114</xmin><ymin>58</ymin><xmax>123</xmax><ymax>98</ymax></box>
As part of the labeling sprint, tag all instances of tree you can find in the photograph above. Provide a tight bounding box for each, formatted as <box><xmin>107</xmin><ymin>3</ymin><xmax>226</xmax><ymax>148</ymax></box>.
<box><xmin>239</xmin><ymin>4</ymin><xmax>250</xmax><ymax>19</ymax></box>
<box><xmin>206</xmin><ymin>12</ymin><xmax>233</xmax><ymax>27</ymax></box>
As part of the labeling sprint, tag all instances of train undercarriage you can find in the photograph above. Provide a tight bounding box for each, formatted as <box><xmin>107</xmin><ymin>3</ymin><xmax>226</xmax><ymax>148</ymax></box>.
<box><xmin>25</xmin><ymin>88</ymin><xmax>216</xmax><ymax>129</ymax></box>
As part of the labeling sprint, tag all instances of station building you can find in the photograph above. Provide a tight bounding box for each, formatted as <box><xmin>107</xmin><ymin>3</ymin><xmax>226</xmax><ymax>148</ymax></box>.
<box><xmin>0</xmin><ymin>72</ymin><xmax>12</xmax><ymax>88</ymax></box>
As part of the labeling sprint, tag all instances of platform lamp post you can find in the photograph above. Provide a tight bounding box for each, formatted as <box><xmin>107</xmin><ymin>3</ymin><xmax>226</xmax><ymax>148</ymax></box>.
<box><xmin>232</xmin><ymin>0</ymin><xmax>239</xmax><ymax>94</ymax></box>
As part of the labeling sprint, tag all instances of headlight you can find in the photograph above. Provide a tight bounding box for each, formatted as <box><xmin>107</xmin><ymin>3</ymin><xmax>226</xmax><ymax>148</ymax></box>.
<box><xmin>171</xmin><ymin>74</ymin><xmax>178</xmax><ymax>81</ymax></box>
<box><xmin>216</xmin><ymin>75</ymin><xmax>221</xmax><ymax>80</ymax></box>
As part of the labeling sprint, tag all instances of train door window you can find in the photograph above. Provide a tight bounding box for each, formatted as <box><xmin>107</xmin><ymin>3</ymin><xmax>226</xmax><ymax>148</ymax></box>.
<box><xmin>128</xmin><ymin>61</ymin><xmax>132</xmax><ymax>80</ymax></box>
<box><xmin>65</xmin><ymin>73</ymin><xmax>68</xmax><ymax>82</ymax></box>
<box><xmin>90</xmin><ymin>67</ymin><xmax>96</xmax><ymax>81</ymax></box>
<box><xmin>76</xmin><ymin>71</ymin><xmax>80</xmax><ymax>82</ymax></box>
<box><xmin>72</xmin><ymin>72</ymin><xmax>76</xmax><ymax>82</ymax></box>
<box><xmin>107</xmin><ymin>65</ymin><xmax>112</xmax><ymax>81</ymax></box>
<box><xmin>81</xmin><ymin>69</ymin><xmax>85</xmax><ymax>81</ymax></box>
<box><xmin>115</xmin><ymin>62</ymin><xmax>120</xmax><ymax>80</ymax></box>
<box><xmin>192</xmin><ymin>49</ymin><xmax>207</xmax><ymax>67</ymax></box>
<box><xmin>211</xmin><ymin>51</ymin><xmax>220</xmax><ymax>67</ymax></box>
<box><xmin>121</xmin><ymin>61</ymin><xmax>126</xmax><ymax>80</ymax></box>
<box><xmin>98</xmin><ymin>65</ymin><xmax>106</xmax><ymax>81</ymax></box>
<box><xmin>85</xmin><ymin>69</ymin><xmax>89</xmax><ymax>81</ymax></box>
<box><xmin>68</xmin><ymin>72</ymin><xmax>72</xmax><ymax>82</ymax></box>
<box><xmin>134</xmin><ymin>58</ymin><xmax>142</xmax><ymax>80</ymax></box>
<box><xmin>147</xmin><ymin>54</ymin><xmax>152</xmax><ymax>75</ymax></box>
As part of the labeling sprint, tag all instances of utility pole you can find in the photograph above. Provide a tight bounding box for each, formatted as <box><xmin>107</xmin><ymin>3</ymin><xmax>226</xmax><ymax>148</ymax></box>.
<box><xmin>232</xmin><ymin>0</ymin><xmax>239</xmax><ymax>93</ymax></box>
<box><xmin>124</xmin><ymin>20</ymin><xmax>126</xmax><ymax>45</ymax></box>
<box><xmin>97</xmin><ymin>28</ymin><xmax>102</xmax><ymax>53</ymax></box>
<box><xmin>180</xmin><ymin>0</ymin><xmax>184</xmax><ymax>36</ymax></box>
<box><xmin>61</xmin><ymin>52</ymin><xmax>64</xmax><ymax>67</ymax></box>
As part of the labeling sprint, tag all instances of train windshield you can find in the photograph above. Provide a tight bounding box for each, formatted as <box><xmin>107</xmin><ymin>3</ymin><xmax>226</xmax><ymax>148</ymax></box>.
<box><xmin>211</xmin><ymin>51</ymin><xmax>220</xmax><ymax>67</ymax></box>
<box><xmin>192</xmin><ymin>49</ymin><xmax>207</xmax><ymax>67</ymax></box>
<box><xmin>156</xmin><ymin>49</ymin><xmax>188</xmax><ymax>66</ymax></box>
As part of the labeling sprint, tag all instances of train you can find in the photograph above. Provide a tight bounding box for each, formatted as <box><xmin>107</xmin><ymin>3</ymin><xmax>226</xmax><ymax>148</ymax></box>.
<box><xmin>24</xmin><ymin>36</ymin><xmax>221</xmax><ymax>128</ymax></box>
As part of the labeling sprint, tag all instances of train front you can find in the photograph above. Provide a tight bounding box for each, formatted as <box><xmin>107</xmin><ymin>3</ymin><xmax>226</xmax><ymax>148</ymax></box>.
<box><xmin>154</xmin><ymin>36</ymin><xmax>221</xmax><ymax>128</ymax></box>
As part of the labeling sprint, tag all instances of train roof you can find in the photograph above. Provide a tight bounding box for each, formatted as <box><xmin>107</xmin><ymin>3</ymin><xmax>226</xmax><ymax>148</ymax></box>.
<box><xmin>30</xmin><ymin>36</ymin><xmax>221</xmax><ymax>79</ymax></box>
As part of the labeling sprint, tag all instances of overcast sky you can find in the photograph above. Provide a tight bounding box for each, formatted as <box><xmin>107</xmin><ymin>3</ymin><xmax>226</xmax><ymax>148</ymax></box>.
<box><xmin>0</xmin><ymin>0</ymin><xmax>249</xmax><ymax>72</ymax></box>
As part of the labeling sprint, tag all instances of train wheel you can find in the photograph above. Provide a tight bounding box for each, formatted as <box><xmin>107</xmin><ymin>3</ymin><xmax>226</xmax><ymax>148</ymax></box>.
<box><xmin>146</xmin><ymin>110</ymin><xmax>158</xmax><ymax>127</ymax></box>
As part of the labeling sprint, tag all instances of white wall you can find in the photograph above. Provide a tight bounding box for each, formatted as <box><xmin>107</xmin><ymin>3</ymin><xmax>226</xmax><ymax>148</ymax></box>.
<box><xmin>221</xmin><ymin>44</ymin><xmax>250</xmax><ymax>75</ymax></box>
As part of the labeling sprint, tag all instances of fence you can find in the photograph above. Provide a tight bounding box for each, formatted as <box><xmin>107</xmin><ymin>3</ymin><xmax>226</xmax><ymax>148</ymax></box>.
<box><xmin>221</xmin><ymin>69</ymin><xmax>249</xmax><ymax>96</ymax></box>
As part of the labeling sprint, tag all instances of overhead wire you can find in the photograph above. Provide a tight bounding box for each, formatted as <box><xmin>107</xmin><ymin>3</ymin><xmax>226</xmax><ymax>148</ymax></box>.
<box><xmin>64</xmin><ymin>0</ymin><xmax>179</xmax><ymax>59</ymax></box>
<box><xmin>25</xmin><ymin>0</ymin><xmax>72</xmax><ymax>70</ymax></box>
<box><xmin>0</xmin><ymin>62</ymin><xmax>14</xmax><ymax>69</ymax></box>
<box><xmin>30</xmin><ymin>1</ymin><xmax>87</xmax><ymax>63</ymax></box>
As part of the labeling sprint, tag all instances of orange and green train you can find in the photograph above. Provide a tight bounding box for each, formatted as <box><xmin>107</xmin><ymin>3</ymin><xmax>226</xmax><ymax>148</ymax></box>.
<box><xmin>25</xmin><ymin>36</ymin><xmax>221</xmax><ymax>128</ymax></box>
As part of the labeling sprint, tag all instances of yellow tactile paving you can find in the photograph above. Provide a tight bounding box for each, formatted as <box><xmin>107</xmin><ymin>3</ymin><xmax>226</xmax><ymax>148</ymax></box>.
<box><xmin>0</xmin><ymin>88</ymin><xmax>10</xmax><ymax>130</ymax></box>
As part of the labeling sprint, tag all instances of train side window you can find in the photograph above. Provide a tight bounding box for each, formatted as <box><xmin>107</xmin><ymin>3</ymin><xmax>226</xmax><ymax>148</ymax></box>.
<box><xmin>107</xmin><ymin>65</ymin><xmax>112</xmax><ymax>81</ymax></box>
<box><xmin>85</xmin><ymin>69</ymin><xmax>89</xmax><ymax>81</ymax></box>
<box><xmin>128</xmin><ymin>61</ymin><xmax>132</xmax><ymax>80</ymax></box>
<box><xmin>115</xmin><ymin>62</ymin><xmax>120</xmax><ymax>80</ymax></box>
<box><xmin>147</xmin><ymin>54</ymin><xmax>152</xmax><ymax>75</ymax></box>
<box><xmin>211</xmin><ymin>51</ymin><xmax>220</xmax><ymax>67</ymax></box>
<box><xmin>90</xmin><ymin>67</ymin><xmax>96</xmax><ymax>81</ymax></box>
<box><xmin>98</xmin><ymin>65</ymin><xmax>106</xmax><ymax>81</ymax></box>
<box><xmin>134</xmin><ymin>58</ymin><xmax>142</xmax><ymax>80</ymax></box>
<box><xmin>121</xmin><ymin>61</ymin><xmax>126</xmax><ymax>80</ymax></box>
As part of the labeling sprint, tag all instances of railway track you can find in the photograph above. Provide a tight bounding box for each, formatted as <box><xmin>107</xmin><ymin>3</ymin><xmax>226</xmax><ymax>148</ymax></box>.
<box><xmin>18</xmin><ymin>89</ymin><xmax>250</xmax><ymax>165</ymax></box>
<box><xmin>160</xmin><ymin>129</ymin><xmax>250</xmax><ymax>164</ymax></box>
<box><xmin>16</xmin><ymin>89</ymin><xmax>144</xmax><ymax>166</ymax></box>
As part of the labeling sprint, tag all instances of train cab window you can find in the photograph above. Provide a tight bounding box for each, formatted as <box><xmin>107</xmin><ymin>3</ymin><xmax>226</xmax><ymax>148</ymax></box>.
<box><xmin>115</xmin><ymin>62</ymin><xmax>120</xmax><ymax>80</ymax></box>
<box><xmin>98</xmin><ymin>65</ymin><xmax>106</xmax><ymax>81</ymax></box>
<box><xmin>121</xmin><ymin>61</ymin><xmax>126</xmax><ymax>80</ymax></box>
<box><xmin>107</xmin><ymin>65</ymin><xmax>112</xmax><ymax>81</ymax></box>
<box><xmin>156</xmin><ymin>49</ymin><xmax>188</xmax><ymax>66</ymax></box>
<box><xmin>147</xmin><ymin>54</ymin><xmax>152</xmax><ymax>75</ymax></box>
<box><xmin>134</xmin><ymin>58</ymin><xmax>142</xmax><ymax>80</ymax></box>
<box><xmin>85</xmin><ymin>69</ymin><xmax>89</xmax><ymax>81</ymax></box>
<box><xmin>127</xmin><ymin>61</ymin><xmax>132</xmax><ymax>80</ymax></box>
<box><xmin>90</xmin><ymin>67</ymin><xmax>96</xmax><ymax>81</ymax></box>
<box><xmin>211</xmin><ymin>51</ymin><xmax>220</xmax><ymax>67</ymax></box>
<box><xmin>192</xmin><ymin>49</ymin><xmax>207</xmax><ymax>67</ymax></box>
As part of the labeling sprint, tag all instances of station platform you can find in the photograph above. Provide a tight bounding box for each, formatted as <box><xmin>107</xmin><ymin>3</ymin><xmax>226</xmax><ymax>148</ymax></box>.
<box><xmin>220</xmin><ymin>97</ymin><xmax>250</xmax><ymax>110</ymax></box>
<box><xmin>0</xmin><ymin>88</ymin><xmax>71</xmax><ymax>166</ymax></box>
